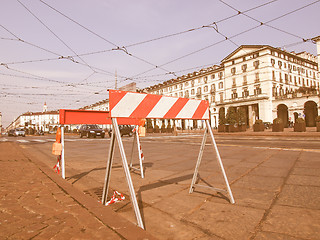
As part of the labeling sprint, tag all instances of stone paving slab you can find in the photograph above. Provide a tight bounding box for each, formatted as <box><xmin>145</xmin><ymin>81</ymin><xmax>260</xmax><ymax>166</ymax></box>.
<box><xmin>0</xmin><ymin>142</ymin><xmax>156</xmax><ymax>240</ymax></box>
<box><xmin>9</xmin><ymin>131</ymin><xmax>320</xmax><ymax>239</ymax></box>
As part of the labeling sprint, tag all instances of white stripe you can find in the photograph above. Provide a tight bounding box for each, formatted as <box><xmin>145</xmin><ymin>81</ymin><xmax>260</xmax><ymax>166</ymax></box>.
<box><xmin>1</xmin><ymin>138</ymin><xmax>8</xmax><ymax>142</ymax></box>
<box><xmin>176</xmin><ymin>99</ymin><xmax>200</xmax><ymax>119</ymax></box>
<box><xmin>33</xmin><ymin>139</ymin><xmax>46</xmax><ymax>142</ymax></box>
<box><xmin>147</xmin><ymin>96</ymin><xmax>178</xmax><ymax>118</ymax></box>
<box><xmin>17</xmin><ymin>140</ymin><xmax>29</xmax><ymax>143</ymax></box>
<box><xmin>202</xmin><ymin>108</ymin><xmax>209</xmax><ymax>119</ymax></box>
<box><xmin>111</xmin><ymin>92</ymin><xmax>146</xmax><ymax>117</ymax></box>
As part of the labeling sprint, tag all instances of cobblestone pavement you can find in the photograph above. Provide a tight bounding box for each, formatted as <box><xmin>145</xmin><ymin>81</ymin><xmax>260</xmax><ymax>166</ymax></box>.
<box><xmin>1</xmin><ymin>128</ymin><xmax>320</xmax><ymax>239</ymax></box>
<box><xmin>0</xmin><ymin>142</ymin><xmax>156</xmax><ymax>240</ymax></box>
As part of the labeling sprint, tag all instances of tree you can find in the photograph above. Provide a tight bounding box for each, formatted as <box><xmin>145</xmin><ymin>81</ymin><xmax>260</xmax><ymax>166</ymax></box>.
<box><xmin>226</xmin><ymin>107</ymin><xmax>237</xmax><ymax>125</ymax></box>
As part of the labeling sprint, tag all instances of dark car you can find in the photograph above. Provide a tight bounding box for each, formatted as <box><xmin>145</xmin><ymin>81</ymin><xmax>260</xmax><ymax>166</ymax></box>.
<box><xmin>8</xmin><ymin>129</ymin><xmax>15</xmax><ymax>136</ymax></box>
<box><xmin>108</xmin><ymin>125</ymin><xmax>134</xmax><ymax>137</ymax></box>
<box><xmin>79</xmin><ymin>124</ymin><xmax>105</xmax><ymax>138</ymax></box>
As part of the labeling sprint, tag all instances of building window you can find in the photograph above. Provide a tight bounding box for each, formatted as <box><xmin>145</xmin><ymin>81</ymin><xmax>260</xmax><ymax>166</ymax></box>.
<box><xmin>211</xmin><ymin>74</ymin><xmax>215</xmax><ymax>79</ymax></box>
<box><xmin>272</xmin><ymin>71</ymin><xmax>276</xmax><ymax>80</ymax></box>
<box><xmin>204</xmin><ymin>76</ymin><xmax>208</xmax><ymax>83</ymax></box>
<box><xmin>219</xmin><ymin>92</ymin><xmax>224</xmax><ymax>103</ymax></box>
<box><xmin>185</xmin><ymin>82</ymin><xmax>189</xmax><ymax>87</ymax></box>
<box><xmin>279</xmin><ymin>72</ymin><xmax>282</xmax><ymax>83</ymax></box>
<box><xmin>242</xmin><ymin>64</ymin><xmax>247</xmax><ymax>72</ymax></box>
<box><xmin>278</xmin><ymin>61</ymin><xmax>282</xmax><ymax>68</ymax></box>
<box><xmin>253</xmin><ymin>53</ymin><xmax>259</xmax><ymax>58</ymax></box>
<box><xmin>242</xmin><ymin>88</ymin><xmax>249</xmax><ymax>98</ymax></box>
<box><xmin>185</xmin><ymin>90</ymin><xmax>189</xmax><ymax>98</ymax></box>
<box><xmin>211</xmin><ymin>84</ymin><xmax>216</xmax><ymax>93</ymax></box>
<box><xmin>197</xmin><ymin>87</ymin><xmax>201</xmax><ymax>95</ymax></box>
<box><xmin>294</xmin><ymin>76</ymin><xmax>297</xmax><ymax>86</ymax></box>
<box><xmin>179</xmin><ymin>92</ymin><xmax>183</xmax><ymax>97</ymax></box>
<box><xmin>243</xmin><ymin>75</ymin><xmax>247</xmax><ymax>85</ymax></box>
<box><xmin>218</xmin><ymin>82</ymin><xmax>223</xmax><ymax>89</ymax></box>
<box><xmin>219</xmin><ymin>72</ymin><xmax>223</xmax><ymax>80</ymax></box>
<box><xmin>254</xmin><ymin>85</ymin><xmax>262</xmax><ymax>95</ymax></box>
<box><xmin>255</xmin><ymin>72</ymin><xmax>259</xmax><ymax>83</ymax></box>
<box><xmin>231</xmin><ymin>67</ymin><xmax>236</xmax><ymax>75</ymax></box>
<box><xmin>253</xmin><ymin>60</ymin><xmax>259</xmax><ymax>69</ymax></box>
<box><xmin>191</xmin><ymin>80</ymin><xmax>194</xmax><ymax>87</ymax></box>
<box><xmin>180</xmin><ymin>84</ymin><xmax>183</xmax><ymax>90</ymax></box>
<box><xmin>191</xmin><ymin>89</ymin><xmax>195</xmax><ymax>95</ymax></box>
<box><xmin>231</xmin><ymin>90</ymin><xmax>238</xmax><ymax>99</ymax></box>
<box><xmin>211</xmin><ymin>95</ymin><xmax>215</xmax><ymax>102</ymax></box>
<box><xmin>204</xmin><ymin>85</ymin><xmax>208</xmax><ymax>92</ymax></box>
<box><xmin>232</xmin><ymin>78</ymin><xmax>236</xmax><ymax>88</ymax></box>
<box><xmin>285</xmin><ymin>74</ymin><xmax>288</xmax><ymax>84</ymax></box>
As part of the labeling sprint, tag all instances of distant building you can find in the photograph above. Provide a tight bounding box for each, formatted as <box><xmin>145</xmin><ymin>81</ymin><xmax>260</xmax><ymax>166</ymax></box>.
<box><xmin>144</xmin><ymin>44</ymin><xmax>320</xmax><ymax>129</ymax></box>
<box><xmin>6</xmin><ymin>110</ymin><xmax>59</xmax><ymax>133</ymax></box>
<box><xmin>0</xmin><ymin>112</ymin><xmax>2</xmax><ymax>135</ymax></box>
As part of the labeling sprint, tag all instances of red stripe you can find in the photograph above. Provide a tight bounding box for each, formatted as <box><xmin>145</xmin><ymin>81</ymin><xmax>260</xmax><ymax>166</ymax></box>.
<box><xmin>163</xmin><ymin>98</ymin><xmax>189</xmax><ymax>119</ymax></box>
<box><xmin>129</xmin><ymin>94</ymin><xmax>162</xmax><ymax>119</ymax></box>
<box><xmin>192</xmin><ymin>101</ymin><xmax>209</xmax><ymax>119</ymax></box>
<box><xmin>109</xmin><ymin>90</ymin><xmax>127</xmax><ymax>112</ymax></box>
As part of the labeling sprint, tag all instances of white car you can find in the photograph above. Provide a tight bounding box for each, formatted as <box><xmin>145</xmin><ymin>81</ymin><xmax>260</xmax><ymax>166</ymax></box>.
<box><xmin>14</xmin><ymin>128</ymin><xmax>26</xmax><ymax>137</ymax></box>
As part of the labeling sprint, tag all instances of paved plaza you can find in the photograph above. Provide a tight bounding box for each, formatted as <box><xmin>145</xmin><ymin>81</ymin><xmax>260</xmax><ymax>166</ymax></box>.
<box><xmin>1</xmin><ymin>129</ymin><xmax>320</xmax><ymax>239</ymax></box>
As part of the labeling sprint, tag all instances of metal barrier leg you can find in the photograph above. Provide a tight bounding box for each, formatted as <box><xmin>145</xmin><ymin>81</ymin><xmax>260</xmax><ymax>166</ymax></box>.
<box><xmin>112</xmin><ymin>118</ymin><xmax>144</xmax><ymax>229</ymax></box>
<box><xmin>129</xmin><ymin>126</ymin><xmax>137</xmax><ymax>168</ymax></box>
<box><xmin>136</xmin><ymin>129</ymin><xmax>144</xmax><ymax>178</ymax></box>
<box><xmin>61</xmin><ymin>125</ymin><xmax>65</xmax><ymax>179</ymax></box>
<box><xmin>189</xmin><ymin>124</ymin><xmax>207</xmax><ymax>193</ymax></box>
<box><xmin>101</xmin><ymin>126</ymin><xmax>116</xmax><ymax>205</ymax></box>
<box><xmin>206</xmin><ymin>120</ymin><xmax>235</xmax><ymax>204</ymax></box>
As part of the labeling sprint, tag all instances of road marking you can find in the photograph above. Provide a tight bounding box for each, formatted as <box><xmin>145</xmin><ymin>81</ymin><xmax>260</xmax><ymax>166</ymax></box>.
<box><xmin>0</xmin><ymin>138</ymin><xmax>8</xmax><ymax>142</ymax></box>
<box><xmin>17</xmin><ymin>140</ymin><xmax>29</xmax><ymax>143</ymax></box>
<box><xmin>33</xmin><ymin>139</ymin><xmax>46</xmax><ymax>142</ymax></box>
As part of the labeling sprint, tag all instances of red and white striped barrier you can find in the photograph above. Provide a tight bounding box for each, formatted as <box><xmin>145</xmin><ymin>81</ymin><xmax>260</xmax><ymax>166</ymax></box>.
<box><xmin>105</xmin><ymin>191</ymin><xmax>125</xmax><ymax>206</ymax></box>
<box><xmin>109</xmin><ymin>90</ymin><xmax>209</xmax><ymax>120</ymax></box>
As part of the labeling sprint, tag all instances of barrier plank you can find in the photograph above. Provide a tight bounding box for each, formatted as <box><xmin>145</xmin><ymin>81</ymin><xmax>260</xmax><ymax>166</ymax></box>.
<box><xmin>109</xmin><ymin>90</ymin><xmax>210</xmax><ymax>120</ymax></box>
<box><xmin>59</xmin><ymin>109</ymin><xmax>139</xmax><ymax>125</ymax></box>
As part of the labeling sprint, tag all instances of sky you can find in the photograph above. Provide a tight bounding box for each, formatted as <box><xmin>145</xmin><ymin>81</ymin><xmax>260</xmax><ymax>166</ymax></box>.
<box><xmin>0</xmin><ymin>0</ymin><xmax>319</xmax><ymax>128</ymax></box>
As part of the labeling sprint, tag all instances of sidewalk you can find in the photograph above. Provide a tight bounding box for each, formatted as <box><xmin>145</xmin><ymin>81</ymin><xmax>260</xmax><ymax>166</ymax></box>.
<box><xmin>0</xmin><ymin>142</ymin><xmax>156</xmax><ymax>240</ymax></box>
<box><xmin>155</xmin><ymin>126</ymin><xmax>320</xmax><ymax>138</ymax></box>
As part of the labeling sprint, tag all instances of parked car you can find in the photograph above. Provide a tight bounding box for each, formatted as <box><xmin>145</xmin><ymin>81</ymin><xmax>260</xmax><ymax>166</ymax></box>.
<box><xmin>108</xmin><ymin>125</ymin><xmax>134</xmax><ymax>137</ymax></box>
<box><xmin>8</xmin><ymin>129</ymin><xmax>15</xmax><ymax>136</ymax></box>
<box><xmin>14</xmin><ymin>128</ymin><xmax>26</xmax><ymax>137</ymax></box>
<box><xmin>36</xmin><ymin>130</ymin><xmax>44</xmax><ymax>135</ymax></box>
<box><xmin>79</xmin><ymin>124</ymin><xmax>105</xmax><ymax>138</ymax></box>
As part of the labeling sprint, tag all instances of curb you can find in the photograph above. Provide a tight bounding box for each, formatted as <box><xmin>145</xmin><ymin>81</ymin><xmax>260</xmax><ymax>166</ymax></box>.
<box><xmin>18</xmin><ymin>143</ymin><xmax>157</xmax><ymax>240</ymax></box>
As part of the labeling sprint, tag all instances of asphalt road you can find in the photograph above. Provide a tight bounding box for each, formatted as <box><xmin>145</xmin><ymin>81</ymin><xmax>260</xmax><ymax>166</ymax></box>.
<box><xmin>3</xmin><ymin>132</ymin><xmax>320</xmax><ymax>239</ymax></box>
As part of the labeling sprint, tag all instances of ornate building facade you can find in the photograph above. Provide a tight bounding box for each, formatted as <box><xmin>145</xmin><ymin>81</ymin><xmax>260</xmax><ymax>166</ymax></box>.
<box><xmin>144</xmin><ymin>44</ymin><xmax>320</xmax><ymax>129</ymax></box>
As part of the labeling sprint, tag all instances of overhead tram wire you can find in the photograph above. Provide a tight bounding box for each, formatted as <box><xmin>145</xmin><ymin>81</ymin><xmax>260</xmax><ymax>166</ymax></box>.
<box><xmin>16</xmin><ymin>0</ymin><xmax>97</xmax><ymax>75</ymax></box>
<box><xmin>0</xmin><ymin>25</ymin><xmax>119</xmax><ymax>86</ymax></box>
<box><xmin>217</xmin><ymin>0</ymin><xmax>320</xmax><ymax>41</ymax></box>
<box><xmin>38</xmin><ymin>0</ymin><xmax>176</xmax><ymax>77</ymax></box>
<box><xmin>124</xmin><ymin>0</ymin><xmax>280</xmax><ymax>48</ymax></box>
<box><xmin>129</xmin><ymin>0</ymin><xmax>320</xmax><ymax>80</ymax></box>
<box><xmin>2</xmin><ymin>0</ymin><xmax>281</xmax><ymax>84</ymax></box>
